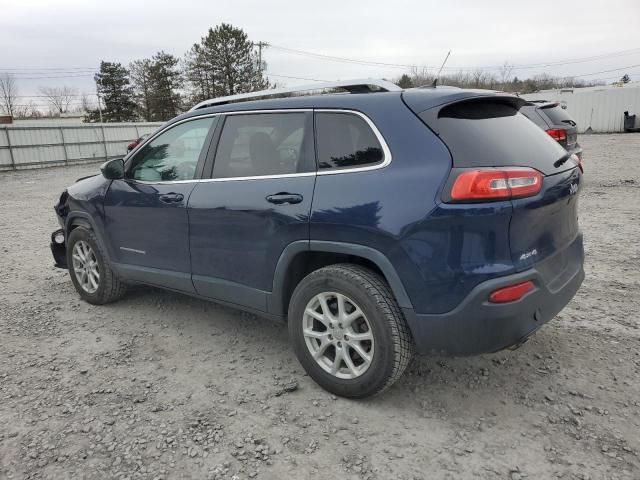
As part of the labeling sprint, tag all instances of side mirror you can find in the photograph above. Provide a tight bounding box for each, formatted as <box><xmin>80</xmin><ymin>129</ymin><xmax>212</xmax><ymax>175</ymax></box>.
<box><xmin>100</xmin><ymin>158</ymin><xmax>125</xmax><ymax>180</ymax></box>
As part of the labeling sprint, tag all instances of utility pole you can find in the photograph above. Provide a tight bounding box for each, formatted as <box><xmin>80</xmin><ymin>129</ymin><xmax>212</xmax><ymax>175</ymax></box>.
<box><xmin>95</xmin><ymin>90</ymin><xmax>104</xmax><ymax>124</ymax></box>
<box><xmin>95</xmin><ymin>76</ymin><xmax>108</xmax><ymax>160</ymax></box>
<box><xmin>254</xmin><ymin>41</ymin><xmax>269</xmax><ymax>74</ymax></box>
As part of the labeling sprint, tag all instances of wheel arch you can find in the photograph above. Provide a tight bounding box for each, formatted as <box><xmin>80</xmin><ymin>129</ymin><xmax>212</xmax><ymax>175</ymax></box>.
<box><xmin>65</xmin><ymin>212</ymin><xmax>113</xmax><ymax>262</ymax></box>
<box><xmin>269</xmin><ymin>240</ymin><xmax>413</xmax><ymax>316</ymax></box>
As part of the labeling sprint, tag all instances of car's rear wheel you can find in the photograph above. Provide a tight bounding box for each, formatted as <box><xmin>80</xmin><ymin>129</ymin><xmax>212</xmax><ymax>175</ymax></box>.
<box><xmin>288</xmin><ymin>264</ymin><xmax>413</xmax><ymax>398</ymax></box>
<box><xmin>66</xmin><ymin>227</ymin><xmax>126</xmax><ymax>305</ymax></box>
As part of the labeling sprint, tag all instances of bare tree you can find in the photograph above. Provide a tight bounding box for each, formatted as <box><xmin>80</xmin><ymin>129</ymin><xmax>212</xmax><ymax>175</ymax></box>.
<box><xmin>38</xmin><ymin>86</ymin><xmax>78</xmax><ymax>114</ymax></box>
<box><xmin>498</xmin><ymin>62</ymin><xmax>514</xmax><ymax>88</ymax></box>
<box><xmin>409</xmin><ymin>66</ymin><xmax>434</xmax><ymax>87</ymax></box>
<box><xmin>0</xmin><ymin>74</ymin><xmax>19</xmax><ymax>117</ymax></box>
<box><xmin>471</xmin><ymin>69</ymin><xmax>487</xmax><ymax>88</ymax></box>
<box><xmin>74</xmin><ymin>93</ymin><xmax>96</xmax><ymax>114</ymax></box>
<box><xmin>14</xmin><ymin>101</ymin><xmax>42</xmax><ymax>119</ymax></box>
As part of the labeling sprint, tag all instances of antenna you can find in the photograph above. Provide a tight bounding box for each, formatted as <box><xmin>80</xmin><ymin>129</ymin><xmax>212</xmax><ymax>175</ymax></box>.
<box><xmin>432</xmin><ymin>50</ymin><xmax>451</xmax><ymax>87</ymax></box>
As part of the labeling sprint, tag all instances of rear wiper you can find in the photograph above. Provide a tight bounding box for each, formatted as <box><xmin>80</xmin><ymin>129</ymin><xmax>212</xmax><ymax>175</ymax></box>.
<box><xmin>554</xmin><ymin>153</ymin><xmax>572</xmax><ymax>168</ymax></box>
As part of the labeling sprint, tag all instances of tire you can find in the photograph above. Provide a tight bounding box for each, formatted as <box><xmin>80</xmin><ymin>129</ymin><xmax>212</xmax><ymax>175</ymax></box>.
<box><xmin>66</xmin><ymin>227</ymin><xmax>127</xmax><ymax>305</ymax></box>
<box><xmin>288</xmin><ymin>264</ymin><xmax>413</xmax><ymax>398</ymax></box>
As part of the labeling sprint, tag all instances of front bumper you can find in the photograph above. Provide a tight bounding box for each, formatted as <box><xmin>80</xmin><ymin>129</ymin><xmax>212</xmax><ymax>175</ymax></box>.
<box><xmin>403</xmin><ymin>236</ymin><xmax>585</xmax><ymax>356</ymax></box>
<box><xmin>50</xmin><ymin>229</ymin><xmax>67</xmax><ymax>269</ymax></box>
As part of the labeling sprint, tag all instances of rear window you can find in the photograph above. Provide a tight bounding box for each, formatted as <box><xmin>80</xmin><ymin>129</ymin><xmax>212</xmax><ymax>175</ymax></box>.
<box><xmin>315</xmin><ymin>112</ymin><xmax>384</xmax><ymax>170</ymax></box>
<box><xmin>425</xmin><ymin>100</ymin><xmax>569</xmax><ymax>175</ymax></box>
<box><xmin>540</xmin><ymin>105</ymin><xmax>575</xmax><ymax>125</ymax></box>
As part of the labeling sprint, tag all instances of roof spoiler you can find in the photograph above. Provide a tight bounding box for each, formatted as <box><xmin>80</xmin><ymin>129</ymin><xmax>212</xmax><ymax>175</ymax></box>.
<box><xmin>415</xmin><ymin>94</ymin><xmax>526</xmax><ymax>135</ymax></box>
<box><xmin>524</xmin><ymin>100</ymin><xmax>559</xmax><ymax>108</ymax></box>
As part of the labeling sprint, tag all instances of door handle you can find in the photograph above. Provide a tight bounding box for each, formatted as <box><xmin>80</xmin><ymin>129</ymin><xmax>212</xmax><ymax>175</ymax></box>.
<box><xmin>159</xmin><ymin>192</ymin><xmax>184</xmax><ymax>204</ymax></box>
<box><xmin>265</xmin><ymin>192</ymin><xmax>303</xmax><ymax>205</ymax></box>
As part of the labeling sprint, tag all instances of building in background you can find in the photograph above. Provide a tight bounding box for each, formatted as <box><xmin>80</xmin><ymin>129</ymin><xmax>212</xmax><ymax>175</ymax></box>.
<box><xmin>522</xmin><ymin>82</ymin><xmax>640</xmax><ymax>134</ymax></box>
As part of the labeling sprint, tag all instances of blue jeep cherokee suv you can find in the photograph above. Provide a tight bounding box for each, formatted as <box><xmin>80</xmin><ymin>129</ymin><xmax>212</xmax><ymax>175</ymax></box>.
<box><xmin>51</xmin><ymin>79</ymin><xmax>584</xmax><ymax>398</ymax></box>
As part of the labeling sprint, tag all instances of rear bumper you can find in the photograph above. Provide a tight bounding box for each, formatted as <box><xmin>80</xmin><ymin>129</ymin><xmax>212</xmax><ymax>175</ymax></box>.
<box><xmin>568</xmin><ymin>143</ymin><xmax>582</xmax><ymax>160</ymax></box>
<box><xmin>403</xmin><ymin>235</ymin><xmax>584</xmax><ymax>356</ymax></box>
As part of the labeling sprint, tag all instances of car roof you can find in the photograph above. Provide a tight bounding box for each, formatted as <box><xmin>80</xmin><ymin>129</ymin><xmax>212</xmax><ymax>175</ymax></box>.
<box><xmin>165</xmin><ymin>86</ymin><xmax>521</xmax><ymax>128</ymax></box>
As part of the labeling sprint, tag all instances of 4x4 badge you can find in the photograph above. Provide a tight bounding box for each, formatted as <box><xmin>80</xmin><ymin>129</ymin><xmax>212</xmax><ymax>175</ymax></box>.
<box><xmin>569</xmin><ymin>183</ymin><xmax>579</xmax><ymax>196</ymax></box>
<box><xmin>519</xmin><ymin>249</ymin><xmax>538</xmax><ymax>261</ymax></box>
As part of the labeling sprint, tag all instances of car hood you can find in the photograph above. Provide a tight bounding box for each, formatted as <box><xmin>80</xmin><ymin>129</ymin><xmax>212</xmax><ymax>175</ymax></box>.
<box><xmin>67</xmin><ymin>173</ymin><xmax>110</xmax><ymax>202</ymax></box>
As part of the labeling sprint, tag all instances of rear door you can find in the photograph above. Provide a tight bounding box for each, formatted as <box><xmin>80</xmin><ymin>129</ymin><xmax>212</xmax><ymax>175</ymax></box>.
<box><xmin>187</xmin><ymin>111</ymin><xmax>316</xmax><ymax>312</ymax></box>
<box><xmin>103</xmin><ymin>115</ymin><xmax>217</xmax><ymax>291</ymax></box>
<box><xmin>419</xmin><ymin>98</ymin><xmax>582</xmax><ymax>272</ymax></box>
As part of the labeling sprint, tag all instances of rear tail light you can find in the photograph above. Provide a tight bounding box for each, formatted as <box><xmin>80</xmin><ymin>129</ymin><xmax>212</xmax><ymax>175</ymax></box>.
<box><xmin>545</xmin><ymin>128</ymin><xmax>567</xmax><ymax>142</ymax></box>
<box><xmin>450</xmin><ymin>168</ymin><xmax>543</xmax><ymax>202</ymax></box>
<box><xmin>489</xmin><ymin>280</ymin><xmax>535</xmax><ymax>303</ymax></box>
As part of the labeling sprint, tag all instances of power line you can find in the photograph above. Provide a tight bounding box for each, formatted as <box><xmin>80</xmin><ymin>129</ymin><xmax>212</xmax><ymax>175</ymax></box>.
<box><xmin>4</xmin><ymin>73</ymin><xmax>96</xmax><ymax>80</ymax></box>
<box><xmin>3</xmin><ymin>45</ymin><xmax>639</xmax><ymax>81</ymax></box>
<box><xmin>269</xmin><ymin>45</ymin><xmax>414</xmax><ymax>70</ymax></box>
<box><xmin>591</xmin><ymin>71</ymin><xmax>640</xmax><ymax>81</ymax></box>
<box><xmin>13</xmin><ymin>93</ymin><xmax>181</xmax><ymax>99</ymax></box>
<box><xmin>0</xmin><ymin>66</ymin><xmax>96</xmax><ymax>71</ymax></box>
<box><xmin>571</xmin><ymin>64</ymin><xmax>640</xmax><ymax>77</ymax></box>
<box><xmin>2</xmin><ymin>43</ymin><xmax>639</xmax><ymax>81</ymax></box>
<box><xmin>268</xmin><ymin>44</ymin><xmax>640</xmax><ymax>72</ymax></box>
<box><xmin>0</xmin><ymin>70</ymin><xmax>96</xmax><ymax>75</ymax></box>
<box><xmin>508</xmin><ymin>48</ymin><xmax>640</xmax><ymax>70</ymax></box>
<box><xmin>267</xmin><ymin>72</ymin><xmax>332</xmax><ymax>82</ymax></box>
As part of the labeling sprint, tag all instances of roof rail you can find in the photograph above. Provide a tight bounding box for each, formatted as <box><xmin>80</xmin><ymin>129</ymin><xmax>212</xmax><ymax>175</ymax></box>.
<box><xmin>189</xmin><ymin>78</ymin><xmax>402</xmax><ymax>111</ymax></box>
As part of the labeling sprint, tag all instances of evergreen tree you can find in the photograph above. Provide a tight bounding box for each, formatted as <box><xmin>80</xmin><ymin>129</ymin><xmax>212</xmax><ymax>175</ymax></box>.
<box><xmin>130</xmin><ymin>52</ymin><xmax>182</xmax><ymax>121</ymax></box>
<box><xmin>94</xmin><ymin>61</ymin><xmax>137</xmax><ymax>122</ymax></box>
<box><xmin>396</xmin><ymin>74</ymin><xmax>414</xmax><ymax>89</ymax></box>
<box><xmin>129</xmin><ymin>58</ymin><xmax>153</xmax><ymax>121</ymax></box>
<box><xmin>184</xmin><ymin>23</ymin><xmax>269</xmax><ymax>104</ymax></box>
<box><xmin>148</xmin><ymin>51</ymin><xmax>182</xmax><ymax>121</ymax></box>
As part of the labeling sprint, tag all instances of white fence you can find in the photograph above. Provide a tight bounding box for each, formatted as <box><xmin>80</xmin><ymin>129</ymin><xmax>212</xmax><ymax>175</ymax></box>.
<box><xmin>522</xmin><ymin>83</ymin><xmax>640</xmax><ymax>133</ymax></box>
<box><xmin>0</xmin><ymin>122</ymin><xmax>163</xmax><ymax>170</ymax></box>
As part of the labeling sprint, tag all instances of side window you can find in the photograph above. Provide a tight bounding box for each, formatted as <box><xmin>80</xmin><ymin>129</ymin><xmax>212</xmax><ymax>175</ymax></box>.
<box><xmin>128</xmin><ymin>117</ymin><xmax>215</xmax><ymax>182</ymax></box>
<box><xmin>212</xmin><ymin>113</ymin><xmax>313</xmax><ymax>179</ymax></box>
<box><xmin>315</xmin><ymin>112</ymin><xmax>384</xmax><ymax>170</ymax></box>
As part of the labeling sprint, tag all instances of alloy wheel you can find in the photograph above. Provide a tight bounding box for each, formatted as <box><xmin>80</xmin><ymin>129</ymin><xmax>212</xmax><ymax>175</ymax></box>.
<box><xmin>71</xmin><ymin>240</ymin><xmax>100</xmax><ymax>294</ymax></box>
<box><xmin>302</xmin><ymin>292</ymin><xmax>375</xmax><ymax>379</ymax></box>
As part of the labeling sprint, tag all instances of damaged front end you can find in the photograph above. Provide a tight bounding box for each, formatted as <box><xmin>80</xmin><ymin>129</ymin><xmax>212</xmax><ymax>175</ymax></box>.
<box><xmin>51</xmin><ymin>190</ymin><xmax>69</xmax><ymax>269</ymax></box>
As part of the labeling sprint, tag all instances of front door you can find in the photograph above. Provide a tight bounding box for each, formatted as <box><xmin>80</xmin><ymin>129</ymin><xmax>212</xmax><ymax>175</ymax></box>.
<box><xmin>103</xmin><ymin>115</ymin><xmax>217</xmax><ymax>292</ymax></box>
<box><xmin>188</xmin><ymin>111</ymin><xmax>315</xmax><ymax>311</ymax></box>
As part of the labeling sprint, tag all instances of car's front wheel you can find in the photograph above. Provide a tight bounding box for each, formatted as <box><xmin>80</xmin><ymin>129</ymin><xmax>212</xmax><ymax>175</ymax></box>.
<box><xmin>288</xmin><ymin>264</ymin><xmax>413</xmax><ymax>398</ymax></box>
<box><xmin>66</xmin><ymin>227</ymin><xmax>126</xmax><ymax>305</ymax></box>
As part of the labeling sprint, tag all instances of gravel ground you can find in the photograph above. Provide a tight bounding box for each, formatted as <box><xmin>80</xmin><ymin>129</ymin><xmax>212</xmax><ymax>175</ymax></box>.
<box><xmin>0</xmin><ymin>134</ymin><xmax>639</xmax><ymax>480</ymax></box>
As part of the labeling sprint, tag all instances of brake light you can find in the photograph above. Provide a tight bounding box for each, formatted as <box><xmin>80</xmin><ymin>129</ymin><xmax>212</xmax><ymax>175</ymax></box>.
<box><xmin>450</xmin><ymin>168</ymin><xmax>543</xmax><ymax>202</ymax></box>
<box><xmin>489</xmin><ymin>281</ymin><xmax>535</xmax><ymax>303</ymax></box>
<box><xmin>545</xmin><ymin>128</ymin><xmax>567</xmax><ymax>142</ymax></box>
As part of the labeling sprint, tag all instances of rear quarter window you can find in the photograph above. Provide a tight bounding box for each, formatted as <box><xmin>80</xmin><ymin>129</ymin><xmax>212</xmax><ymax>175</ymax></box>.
<box><xmin>315</xmin><ymin>112</ymin><xmax>384</xmax><ymax>170</ymax></box>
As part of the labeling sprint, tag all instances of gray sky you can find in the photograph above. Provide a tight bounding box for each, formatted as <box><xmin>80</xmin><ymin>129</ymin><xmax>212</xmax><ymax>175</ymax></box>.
<box><xmin>2</xmin><ymin>0</ymin><xmax>640</xmax><ymax>108</ymax></box>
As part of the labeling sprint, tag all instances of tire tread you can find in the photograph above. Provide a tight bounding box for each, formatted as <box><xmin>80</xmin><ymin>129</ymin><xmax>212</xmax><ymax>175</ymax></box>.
<box><xmin>68</xmin><ymin>227</ymin><xmax>126</xmax><ymax>304</ymax></box>
<box><xmin>291</xmin><ymin>263</ymin><xmax>414</xmax><ymax>397</ymax></box>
